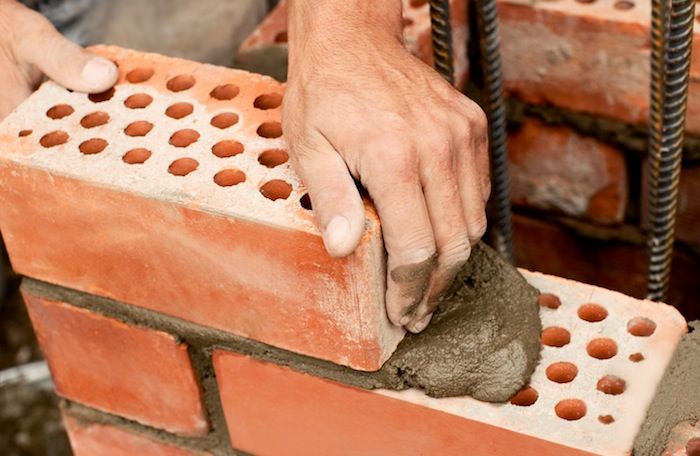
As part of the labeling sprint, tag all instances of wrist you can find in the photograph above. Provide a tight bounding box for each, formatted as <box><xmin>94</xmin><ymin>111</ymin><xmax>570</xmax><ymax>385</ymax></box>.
<box><xmin>286</xmin><ymin>0</ymin><xmax>404</xmax><ymax>77</ymax></box>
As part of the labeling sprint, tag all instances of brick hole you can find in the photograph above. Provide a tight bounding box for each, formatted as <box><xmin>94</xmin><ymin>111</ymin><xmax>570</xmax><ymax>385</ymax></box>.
<box><xmin>210</xmin><ymin>84</ymin><xmax>240</xmax><ymax>100</ymax></box>
<box><xmin>126</xmin><ymin>67</ymin><xmax>154</xmax><ymax>83</ymax></box>
<box><xmin>687</xmin><ymin>438</ymin><xmax>700</xmax><ymax>456</ymax></box>
<box><xmin>168</xmin><ymin>158</ymin><xmax>198</xmax><ymax>176</ymax></box>
<box><xmin>541</xmin><ymin>326</ymin><xmax>571</xmax><ymax>347</ymax></box>
<box><xmin>574</xmin><ymin>0</ymin><xmax>596</xmax><ymax>3</ymax></box>
<box><xmin>410</xmin><ymin>0</ymin><xmax>429</xmax><ymax>7</ymax></box>
<box><xmin>598</xmin><ymin>415</ymin><xmax>615</xmax><ymax>425</ymax></box>
<box><xmin>258</xmin><ymin>148</ymin><xmax>289</xmax><ymax>167</ymax></box>
<box><xmin>260</xmin><ymin>179</ymin><xmax>292</xmax><ymax>201</ymax></box>
<box><xmin>212</xmin><ymin>140</ymin><xmax>244</xmax><ymax>158</ymax></box>
<box><xmin>509</xmin><ymin>386</ymin><xmax>538</xmax><ymax>406</ymax></box>
<box><xmin>214</xmin><ymin>169</ymin><xmax>246</xmax><ymax>187</ymax></box>
<box><xmin>627</xmin><ymin>317</ymin><xmax>656</xmax><ymax>337</ymax></box>
<box><xmin>257</xmin><ymin>121</ymin><xmax>283</xmax><ymax>139</ymax></box>
<box><xmin>165</xmin><ymin>102</ymin><xmax>193</xmax><ymax>119</ymax></box>
<box><xmin>166</xmin><ymin>74</ymin><xmax>195</xmax><ymax>92</ymax></box>
<box><xmin>254</xmin><ymin>93</ymin><xmax>283</xmax><ymax>110</ymax></box>
<box><xmin>403</xmin><ymin>17</ymin><xmax>415</xmax><ymax>27</ymax></box>
<box><xmin>123</xmin><ymin>148</ymin><xmax>151</xmax><ymax>164</ymax></box>
<box><xmin>629</xmin><ymin>352</ymin><xmax>645</xmax><ymax>362</ymax></box>
<box><xmin>546</xmin><ymin>362</ymin><xmax>578</xmax><ymax>383</ymax></box>
<box><xmin>88</xmin><ymin>87</ymin><xmax>115</xmax><ymax>103</ymax></box>
<box><xmin>46</xmin><ymin>104</ymin><xmax>74</xmax><ymax>119</ymax></box>
<box><xmin>300</xmin><ymin>193</ymin><xmax>312</xmax><ymax>210</ymax></box>
<box><xmin>538</xmin><ymin>293</ymin><xmax>561</xmax><ymax>309</ymax></box>
<box><xmin>274</xmin><ymin>31</ymin><xmax>288</xmax><ymax>43</ymax></box>
<box><xmin>81</xmin><ymin>111</ymin><xmax>110</xmax><ymax>128</ymax></box>
<box><xmin>124</xmin><ymin>121</ymin><xmax>154</xmax><ymax>137</ymax></box>
<box><xmin>577</xmin><ymin>303</ymin><xmax>608</xmax><ymax>322</ymax></box>
<box><xmin>587</xmin><ymin>337</ymin><xmax>618</xmax><ymax>360</ymax></box>
<box><xmin>211</xmin><ymin>113</ymin><xmax>239</xmax><ymax>129</ymax></box>
<box><xmin>124</xmin><ymin>93</ymin><xmax>153</xmax><ymax>109</ymax></box>
<box><xmin>39</xmin><ymin>131</ymin><xmax>69</xmax><ymax>148</ymax></box>
<box><xmin>596</xmin><ymin>375</ymin><xmax>626</xmax><ymax>395</ymax></box>
<box><xmin>169</xmin><ymin>129</ymin><xmax>200</xmax><ymax>147</ymax></box>
<box><xmin>79</xmin><ymin>138</ymin><xmax>108</xmax><ymax>155</ymax></box>
<box><xmin>555</xmin><ymin>399</ymin><xmax>587</xmax><ymax>421</ymax></box>
<box><xmin>614</xmin><ymin>0</ymin><xmax>634</xmax><ymax>9</ymax></box>
<box><xmin>18</xmin><ymin>130</ymin><xmax>32</xmax><ymax>137</ymax></box>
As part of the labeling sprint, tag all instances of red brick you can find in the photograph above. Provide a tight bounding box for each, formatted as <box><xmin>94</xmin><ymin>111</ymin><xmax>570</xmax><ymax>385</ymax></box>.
<box><xmin>499</xmin><ymin>0</ymin><xmax>700</xmax><ymax>135</ymax></box>
<box><xmin>512</xmin><ymin>214</ymin><xmax>700</xmax><ymax>321</ymax></box>
<box><xmin>238</xmin><ymin>0</ymin><xmax>469</xmax><ymax>88</ymax></box>
<box><xmin>213</xmin><ymin>284</ymin><xmax>686</xmax><ymax>456</ymax></box>
<box><xmin>23</xmin><ymin>291</ymin><xmax>208</xmax><ymax>435</ymax></box>
<box><xmin>0</xmin><ymin>45</ymin><xmax>403</xmax><ymax>371</ymax></box>
<box><xmin>62</xmin><ymin>413</ymin><xmax>208</xmax><ymax>456</ymax></box>
<box><xmin>509</xmin><ymin>119</ymin><xmax>627</xmax><ymax>224</ymax></box>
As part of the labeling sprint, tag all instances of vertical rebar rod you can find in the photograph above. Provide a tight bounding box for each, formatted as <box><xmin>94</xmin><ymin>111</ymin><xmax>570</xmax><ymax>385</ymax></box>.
<box><xmin>475</xmin><ymin>0</ymin><xmax>513</xmax><ymax>262</ymax></box>
<box><xmin>429</xmin><ymin>0</ymin><xmax>455</xmax><ymax>84</ymax></box>
<box><xmin>646</xmin><ymin>0</ymin><xmax>694</xmax><ymax>301</ymax></box>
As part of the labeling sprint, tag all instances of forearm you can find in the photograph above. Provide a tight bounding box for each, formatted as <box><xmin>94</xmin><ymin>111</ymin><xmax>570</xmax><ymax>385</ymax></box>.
<box><xmin>286</xmin><ymin>0</ymin><xmax>404</xmax><ymax>73</ymax></box>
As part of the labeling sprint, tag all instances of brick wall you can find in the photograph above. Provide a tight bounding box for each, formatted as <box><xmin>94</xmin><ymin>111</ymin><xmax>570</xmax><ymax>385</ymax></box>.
<box><xmin>1</xmin><ymin>0</ymin><xmax>700</xmax><ymax>452</ymax></box>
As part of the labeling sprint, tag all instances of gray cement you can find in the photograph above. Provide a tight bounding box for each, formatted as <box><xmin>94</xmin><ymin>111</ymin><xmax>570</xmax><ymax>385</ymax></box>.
<box><xmin>370</xmin><ymin>242</ymin><xmax>542</xmax><ymax>400</ymax></box>
<box><xmin>633</xmin><ymin>321</ymin><xmax>700</xmax><ymax>456</ymax></box>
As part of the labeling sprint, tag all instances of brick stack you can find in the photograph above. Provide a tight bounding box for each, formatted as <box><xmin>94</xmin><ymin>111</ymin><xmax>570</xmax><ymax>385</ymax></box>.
<box><xmin>0</xmin><ymin>45</ymin><xmax>692</xmax><ymax>455</ymax></box>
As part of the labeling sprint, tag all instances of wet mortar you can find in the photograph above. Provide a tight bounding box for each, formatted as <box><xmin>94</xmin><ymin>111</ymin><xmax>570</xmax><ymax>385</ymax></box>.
<box><xmin>633</xmin><ymin>321</ymin><xmax>700</xmax><ymax>456</ymax></box>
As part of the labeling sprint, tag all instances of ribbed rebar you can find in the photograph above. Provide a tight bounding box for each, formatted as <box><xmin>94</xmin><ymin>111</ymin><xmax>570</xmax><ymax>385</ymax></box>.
<box><xmin>429</xmin><ymin>0</ymin><xmax>455</xmax><ymax>84</ymax></box>
<box><xmin>646</xmin><ymin>0</ymin><xmax>694</xmax><ymax>301</ymax></box>
<box><xmin>475</xmin><ymin>0</ymin><xmax>513</xmax><ymax>262</ymax></box>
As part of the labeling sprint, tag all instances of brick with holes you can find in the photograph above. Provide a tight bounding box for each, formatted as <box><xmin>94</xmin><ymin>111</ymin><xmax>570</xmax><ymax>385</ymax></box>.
<box><xmin>499</xmin><ymin>0</ymin><xmax>700</xmax><ymax>134</ymax></box>
<box><xmin>237</xmin><ymin>0</ymin><xmax>470</xmax><ymax>88</ymax></box>
<box><xmin>0</xmin><ymin>45</ymin><xmax>402</xmax><ymax>371</ymax></box>
<box><xmin>213</xmin><ymin>272</ymin><xmax>687</xmax><ymax>456</ymax></box>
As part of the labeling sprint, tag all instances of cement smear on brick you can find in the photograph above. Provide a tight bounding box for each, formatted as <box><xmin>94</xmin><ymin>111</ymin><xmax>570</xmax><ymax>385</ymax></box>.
<box><xmin>633</xmin><ymin>321</ymin><xmax>700</xmax><ymax>456</ymax></box>
<box><xmin>366</xmin><ymin>242</ymin><xmax>542</xmax><ymax>400</ymax></box>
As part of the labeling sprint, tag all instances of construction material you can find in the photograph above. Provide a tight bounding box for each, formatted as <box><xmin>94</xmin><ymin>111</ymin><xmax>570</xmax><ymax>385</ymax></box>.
<box><xmin>633</xmin><ymin>321</ymin><xmax>700</xmax><ymax>455</ymax></box>
<box><xmin>372</xmin><ymin>242</ymin><xmax>541</xmax><ymax>400</ymax></box>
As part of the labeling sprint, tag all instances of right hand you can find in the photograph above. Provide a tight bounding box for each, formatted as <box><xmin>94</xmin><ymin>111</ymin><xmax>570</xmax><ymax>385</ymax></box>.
<box><xmin>0</xmin><ymin>0</ymin><xmax>117</xmax><ymax>119</ymax></box>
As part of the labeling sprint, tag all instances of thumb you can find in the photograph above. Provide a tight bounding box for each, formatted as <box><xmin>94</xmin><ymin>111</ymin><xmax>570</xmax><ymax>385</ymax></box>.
<box><xmin>292</xmin><ymin>139</ymin><xmax>366</xmax><ymax>257</ymax></box>
<box><xmin>15</xmin><ymin>7</ymin><xmax>117</xmax><ymax>93</ymax></box>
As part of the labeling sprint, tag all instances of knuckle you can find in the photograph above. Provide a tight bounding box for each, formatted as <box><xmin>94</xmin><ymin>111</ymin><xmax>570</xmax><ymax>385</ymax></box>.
<box><xmin>439</xmin><ymin>234</ymin><xmax>471</xmax><ymax>269</ymax></box>
<box><xmin>467</xmin><ymin>212</ymin><xmax>488</xmax><ymax>242</ymax></box>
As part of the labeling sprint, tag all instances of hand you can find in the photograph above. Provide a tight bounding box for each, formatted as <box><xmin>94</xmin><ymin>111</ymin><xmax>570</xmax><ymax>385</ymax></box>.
<box><xmin>0</xmin><ymin>0</ymin><xmax>117</xmax><ymax>119</ymax></box>
<box><xmin>284</xmin><ymin>1</ymin><xmax>490</xmax><ymax>333</ymax></box>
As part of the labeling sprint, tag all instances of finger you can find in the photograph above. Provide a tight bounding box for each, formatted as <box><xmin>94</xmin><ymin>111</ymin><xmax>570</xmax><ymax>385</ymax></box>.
<box><xmin>363</xmin><ymin>147</ymin><xmax>437</xmax><ymax>327</ymax></box>
<box><xmin>14</xmin><ymin>8</ymin><xmax>117</xmax><ymax>93</ymax></box>
<box><xmin>0</xmin><ymin>72</ymin><xmax>33</xmax><ymax>119</ymax></box>
<box><xmin>405</xmin><ymin>139</ymin><xmax>471</xmax><ymax>333</ymax></box>
<box><xmin>456</xmin><ymin>120</ymin><xmax>489</xmax><ymax>246</ymax></box>
<box><xmin>289</xmin><ymin>135</ymin><xmax>366</xmax><ymax>257</ymax></box>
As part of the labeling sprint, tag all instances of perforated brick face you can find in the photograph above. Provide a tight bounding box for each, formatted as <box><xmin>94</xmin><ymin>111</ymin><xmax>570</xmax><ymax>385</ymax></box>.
<box><xmin>0</xmin><ymin>45</ymin><xmax>402</xmax><ymax>371</ymax></box>
<box><xmin>214</xmin><ymin>272</ymin><xmax>686</xmax><ymax>455</ymax></box>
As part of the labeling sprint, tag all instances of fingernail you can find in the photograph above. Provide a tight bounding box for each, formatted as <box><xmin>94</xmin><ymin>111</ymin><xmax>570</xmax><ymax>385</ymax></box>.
<box><xmin>323</xmin><ymin>216</ymin><xmax>350</xmax><ymax>255</ymax></box>
<box><xmin>81</xmin><ymin>57</ymin><xmax>117</xmax><ymax>90</ymax></box>
<box><xmin>411</xmin><ymin>313</ymin><xmax>433</xmax><ymax>333</ymax></box>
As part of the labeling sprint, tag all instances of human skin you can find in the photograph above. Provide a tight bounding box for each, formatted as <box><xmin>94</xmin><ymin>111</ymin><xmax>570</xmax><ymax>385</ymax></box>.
<box><xmin>285</xmin><ymin>1</ymin><xmax>490</xmax><ymax>333</ymax></box>
<box><xmin>0</xmin><ymin>0</ymin><xmax>490</xmax><ymax>334</ymax></box>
